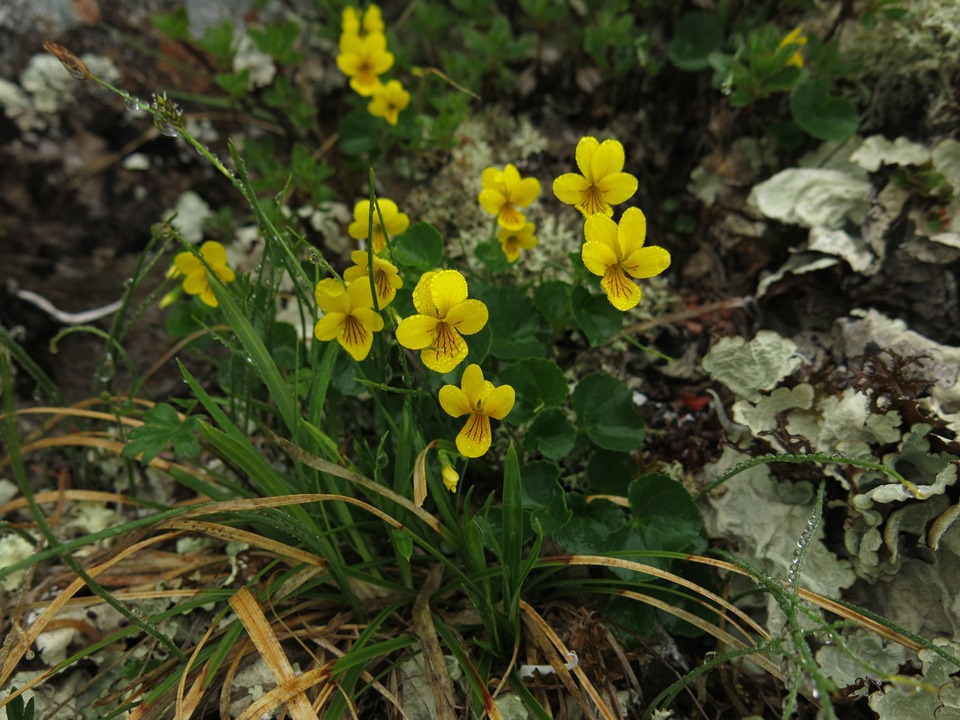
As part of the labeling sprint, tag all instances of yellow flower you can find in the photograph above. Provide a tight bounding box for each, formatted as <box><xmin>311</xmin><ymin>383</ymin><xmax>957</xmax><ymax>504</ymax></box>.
<box><xmin>581</xmin><ymin>208</ymin><xmax>671</xmax><ymax>311</ymax></box>
<box><xmin>396</xmin><ymin>270</ymin><xmax>488</xmax><ymax>374</ymax></box>
<box><xmin>478</xmin><ymin>163</ymin><xmax>541</xmax><ymax>230</ymax></box>
<box><xmin>336</xmin><ymin>32</ymin><xmax>394</xmax><ymax>96</ymax></box>
<box><xmin>777</xmin><ymin>27</ymin><xmax>807</xmax><ymax>68</ymax></box>
<box><xmin>342</xmin><ymin>250</ymin><xmax>402</xmax><ymax>308</ymax></box>
<box><xmin>497</xmin><ymin>223</ymin><xmax>537</xmax><ymax>263</ymax></box>
<box><xmin>553</xmin><ymin>137</ymin><xmax>638</xmax><ymax>217</ymax></box>
<box><xmin>368</xmin><ymin>79</ymin><xmax>410</xmax><ymax>126</ymax></box>
<box><xmin>171</xmin><ymin>240</ymin><xmax>236</xmax><ymax>308</ymax></box>
<box><xmin>314</xmin><ymin>278</ymin><xmax>384</xmax><ymax>361</ymax></box>
<box><xmin>348</xmin><ymin>199</ymin><xmax>410</xmax><ymax>253</ymax></box>
<box><xmin>439</xmin><ymin>364</ymin><xmax>515</xmax><ymax>458</ymax></box>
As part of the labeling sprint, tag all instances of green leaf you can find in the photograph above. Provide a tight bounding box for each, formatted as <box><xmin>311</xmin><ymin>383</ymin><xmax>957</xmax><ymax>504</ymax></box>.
<box><xmin>668</xmin><ymin>11</ymin><xmax>725</xmax><ymax>71</ymax></box>
<box><xmin>475</xmin><ymin>236</ymin><xmax>512</xmax><ymax>273</ymax></box>
<box><xmin>152</xmin><ymin>6</ymin><xmax>190</xmax><ymax>41</ymax></box>
<box><xmin>628</xmin><ymin>472</ymin><xmax>704</xmax><ymax>557</ymax></box>
<box><xmin>789</xmin><ymin>80</ymin><xmax>860</xmax><ymax>142</ymax></box>
<box><xmin>521</xmin><ymin>461</ymin><xmax>571</xmax><ymax>536</ymax></box>
<box><xmin>122</xmin><ymin>403</ymin><xmax>200</xmax><ymax>464</ymax></box>
<box><xmin>586</xmin><ymin>450</ymin><xmax>636</xmax><ymax>494</ymax></box>
<box><xmin>482</xmin><ymin>286</ymin><xmax>547</xmax><ymax>360</ymax></box>
<box><xmin>533</xmin><ymin>280</ymin><xmax>571</xmax><ymax>328</ymax></box>
<box><xmin>552</xmin><ymin>494</ymin><xmax>626</xmax><ymax>552</ymax></box>
<box><xmin>571</xmin><ymin>286</ymin><xmax>622</xmax><ymax>346</ymax></box>
<box><xmin>497</xmin><ymin>357</ymin><xmax>568</xmax><ymax>424</ymax></box>
<box><xmin>572</xmin><ymin>372</ymin><xmax>645</xmax><ymax>452</ymax></box>
<box><xmin>392</xmin><ymin>222</ymin><xmax>444</xmax><ymax>270</ymax></box>
<box><xmin>526</xmin><ymin>409</ymin><xmax>576</xmax><ymax>459</ymax></box>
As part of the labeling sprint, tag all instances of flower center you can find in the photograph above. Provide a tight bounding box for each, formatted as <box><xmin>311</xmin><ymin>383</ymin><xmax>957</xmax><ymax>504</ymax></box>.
<box><xmin>580</xmin><ymin>185</ymin><xmax>606</xmax><ymax>215</ymax></box>
<box><xmin>499</xmin><ymin>203</ymin><xmax>523</xmax><ymax>227</ymax></box>
<box><xmin>604</xmin><ymin>265</ymin><xmax>633</xmax><ymax>302</ymax></box>
<box><xmin>433</xmin><ymin>321</ymin><xmax>459</xmax><ymax>358</ymax></box>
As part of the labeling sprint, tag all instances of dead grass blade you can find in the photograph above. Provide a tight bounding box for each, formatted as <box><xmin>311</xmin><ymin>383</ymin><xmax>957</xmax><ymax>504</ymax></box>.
<box><xmin>229</xmin><ymin>586</ymin><xmax>320</xmax><ymax>720</ymax></box>
<box><xmin>520</xmin><ymin>600</ymin><xmax>617</xmax><ymax>720</ymax></box>
<box><xmin>411</xmin><ymin>565</ymin><xmax>457</xmax><ymax>720</ymax></box>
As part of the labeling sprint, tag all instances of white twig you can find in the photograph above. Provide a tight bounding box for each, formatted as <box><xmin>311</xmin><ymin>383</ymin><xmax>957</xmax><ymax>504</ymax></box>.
<box><xmin>12</xmin><ymin>287</ymin><xmax>123</xmax><ymax>325</ymax></box>
<box><xmin>518</xmin><ymin>651</ymin><xmax>578</xmax><ymax>679</ymax></box>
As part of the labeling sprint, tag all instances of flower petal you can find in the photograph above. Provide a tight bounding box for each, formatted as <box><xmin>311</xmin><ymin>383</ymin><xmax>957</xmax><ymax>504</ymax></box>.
<box><xmin>590</xmin><ymin>140</ymin><xmax>625</xmax><ymax>181</ymax></box>
<box><xmin>479</xmin><ymin>188</ymin><xmax>507</xmax><ymax>217</ymax></box>
<box><xmin>621</xmin><ymin>246</ymin><xmax>671</xmax><ymax>279</ymax></box>
<box><xmin>199</xmin><ymin>287</ymin><xmax>219</xmax><ymax>307</ymax></box>
<box><xmin>174</xmin><ymin>251</ymin><xmax>202</xmax><ymax>276</ymax></box>
<box><xmin>182</xmin><ymin>272</ymin><xmax>208</xmax><ymax>296</ymax></box>
<box><xmin>481</xmin><ymin>167</ymin><xmax>501</xmax><ymax>190</ymax></box>
<box><xmin>459</xmin><ymin>363</ymin><xmax>485</xmax><ymax>406</ymax></box>
<box><xmin>411</xmin><ymin>271</ymin><xmax>438</xmax><ymax>314</ymax></box>
<box><xmin>445</xmin><ymin>299</ymin><xmax>488</xmax><ymax>335</ymax></box>
<box><xmin>339</xmin><ymin>315</ymin><xmax>375</xmax><ymax>361</ymax></box>
<box><xmin>553</xmin><ymin>173</ymin><xmax>590</xmax><ymax>206</ymax></box>
<box><xmin>595</xmin><ymin>172</ymin><xmax>638</xmax><ymax>206</ymax></box>
<box><xmin>484</xmin><ymin>384</ymin><xmax>515</xmax><ymax>420</ymax></box>
<box><xmin>601</xmin><ymin>266</ymin><xmax>642</xmax><ymax>311</ymax></box>
<box><xmin>429</xmin><ymin>270</ymin><xmax>469</xmax><ymax>317</ymax></box>
<box><xmin>584</xmin><ymin>213</ymin><xmax>619</xmax><ymax>253</ymax></box>
<box><xmin>314</xmin><ymin>313</ymin><xmax>346</xmax><ymax>341</ymax></box>
<box><xmin>511</xmin><ymin>177</ymin><xmax>540</xmax><ymax>207</ymax></box>
<box><xmin>421</xmin><ymin>325</ymin><xmax>468</xmax><ymax>374</ymax></box>
<box><xmin>575</xmin><ymin>136</ymin><xmax>599</xmax><ymax>181</ymax></box>
<box><xmin>456</xmin><ymin>413</ymin><xmax>491</xmax><ymax>458</ymax></box>
<box><xmin>498</xmin><ymin>204</ymin><xmax>526</xmax><ymax>230</ymax></box>
<box><xmin>396</xmin><ymin>314</ymin><xmax>438</xmax><ymax>350</ymax></box>
<box><xmin>200</xmin><ymin>241</ymin><xmax>228</xmax><ymax>265</ymax></box>
<box><xmin>439</xmin><ymin>384</ymin><xmax>471</xmax><ymax>418</ymax></box>
<box><xmin>582</xmin><ymin>241</ymin><xmax>618</xmax><ymax>278</ymax></box>
<box><xmin>616</xmin><ymin>207</ymin><xmax>647</xmax><ymax>255</ymax></box>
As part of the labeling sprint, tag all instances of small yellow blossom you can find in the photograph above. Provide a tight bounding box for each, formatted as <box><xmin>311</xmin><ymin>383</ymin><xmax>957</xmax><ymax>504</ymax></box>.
<box><xmin>553</xmin><ymin>137</ymin><xmax>638</xmax><ymax>217</ymax></box>
<box><xmin>777</xmin><ymin>27</ymin><xmax>807</xmax><ymax>68</ymax></box>
<box><xmin>439</xmin><ymin>456</ymin><xmax>460</xmax><ymax>492</ymax></box>
<box><xmin>171</xmin><ymin>240</ymin><xmax>236</xmax><ymax>308</ymax></box>
<box><xmin>336</xmin><ymin>32</ymin><xmax>394</xmax><ymax>96</ymax></box>
<box><xmin>497</xmin><ymin>222</ymin><xmax>537</xmax><ymax>263</ymax></box>
<box><xmin>342</xmin><ymin>250</ymin><xmax>403</xmax><ymax>308</ymax></box>
<box><xmin>582</xmin><ymin>208</ymin><xmax>671</xmax><ymax>311</ymax></box>
<box><xmin>368</xmin><ymin>79</ymin><xmax>410</xmax><ymax>126</ymax></box>
<box><xmin>314</xmin><ymin>279</ymin><xmax>384</xmax><ymax>361</ymax></box>
<box><xmin>396</xmin><ymin>270</ymin><xmax>488</xmax><ymax>374</ymax></box>
<box><xmin>478</xmin><ymin>163</ymin><xmax>541</xmax><ymax>230</ymax></box>
<box><xmin>439</xmin><ymin>364</ymin><xmax>515</xmax><ymax>458</ymax></box>
<box><xmin>348</xmin><ymin>199</ymin><xmax>410</xmax><ymax>253</ymax></box>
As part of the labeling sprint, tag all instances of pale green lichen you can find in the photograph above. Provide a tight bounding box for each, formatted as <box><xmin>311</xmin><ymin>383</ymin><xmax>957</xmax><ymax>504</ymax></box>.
<box><xmin>843</xmin><ymin>1</ymin><xmax>960</xmax><ymax>131</ymax></box>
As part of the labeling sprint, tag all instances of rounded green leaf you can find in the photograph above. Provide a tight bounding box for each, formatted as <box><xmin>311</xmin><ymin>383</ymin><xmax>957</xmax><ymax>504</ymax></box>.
<box><xmin>498</xmin><ymin>357</ymin><xmax>568</xmax><ymax>424</ymax></box>
<box><xmin>392</xmin><ymin>222</ymin><xmax>444</xmax><ymax>270</ymax></box>
<box><xmin>572</xmin><ymin>372</ymin><xmax>645</xmax><ymax>451</ymax></box>
<box><xmin>789</xmin><ymin>80</ymin><xmax>860</xmax><ymax>142</ymax></box>
<box><xmin>668</xmin><ymin>11</ymin><xmax>725</xmax><ymax>71</ymax></box>
<box><xmin>571</xmin><ymin>286</ymin><xmax>622</xmax><ymax>346</ymax></box>
<box><xmin>482</xmin><ymin>286</ymin><xmax>548</xmax><ymax>360</ymax></box>
<box><xmin>527</xmin><ymin>408</ymin><xmax>576</xmax><ymax>459</ymax></box>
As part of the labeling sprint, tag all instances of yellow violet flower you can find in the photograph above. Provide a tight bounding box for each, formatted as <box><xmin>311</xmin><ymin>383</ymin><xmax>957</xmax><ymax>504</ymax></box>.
<box><xmin>348</xmin><ymin>198</ymin><xmax>410</xmax><ymax>253</ymax></box>
<box><xmin>368</xmin><ymin>79</ymin><xmax>410</xmax><ymax>126</ymax></box>
<box><xmin>342</xmin><ymin>250</ymin><xmax>402</xmax><ymax>308</ymax></box>
<box><xmin>478</xmin><ymin>163</ymin><xmax>541</xmax><ymax>230</ymax></box>
<box><xmin>777</xmin><ymin>27</ymin><xmax>807</xmax><ymax>68</ymax></box>
<box><xmin>439</xmin><ymin>364</ymin><xmax>515</xmax><ymax>458</ymax></box>
<box><xmin>314</xmin><ymin>278</ymin><xmax>384</xmax><ymax>361</ymax></box>
<box><xmin>553</xmin><ymin>137</ymin><xmax>638</xmax><ymax>217</ymax></box>
<box><xmin>336</xmin><ymin>32</ymin><xmax>394</xmax><ymax>96</ymax></box>
<box><xmin>582</xmin><ymin>208</ymin><xmax>671</xmax><ymax>311</ymax></box>
<box><xmin>396</xmin><ymin>270</ymin><xmax>488</xmax><ymax>374</ymax></box>
<box><xmin>497</xmin><ymin>222</ymin><xmax>537</xmax><ymax>263</ymax></box>
<box><xmin>172</xmin><ymin>240</ymin><xmax>236</xmax><ymax>308</ymax></box>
